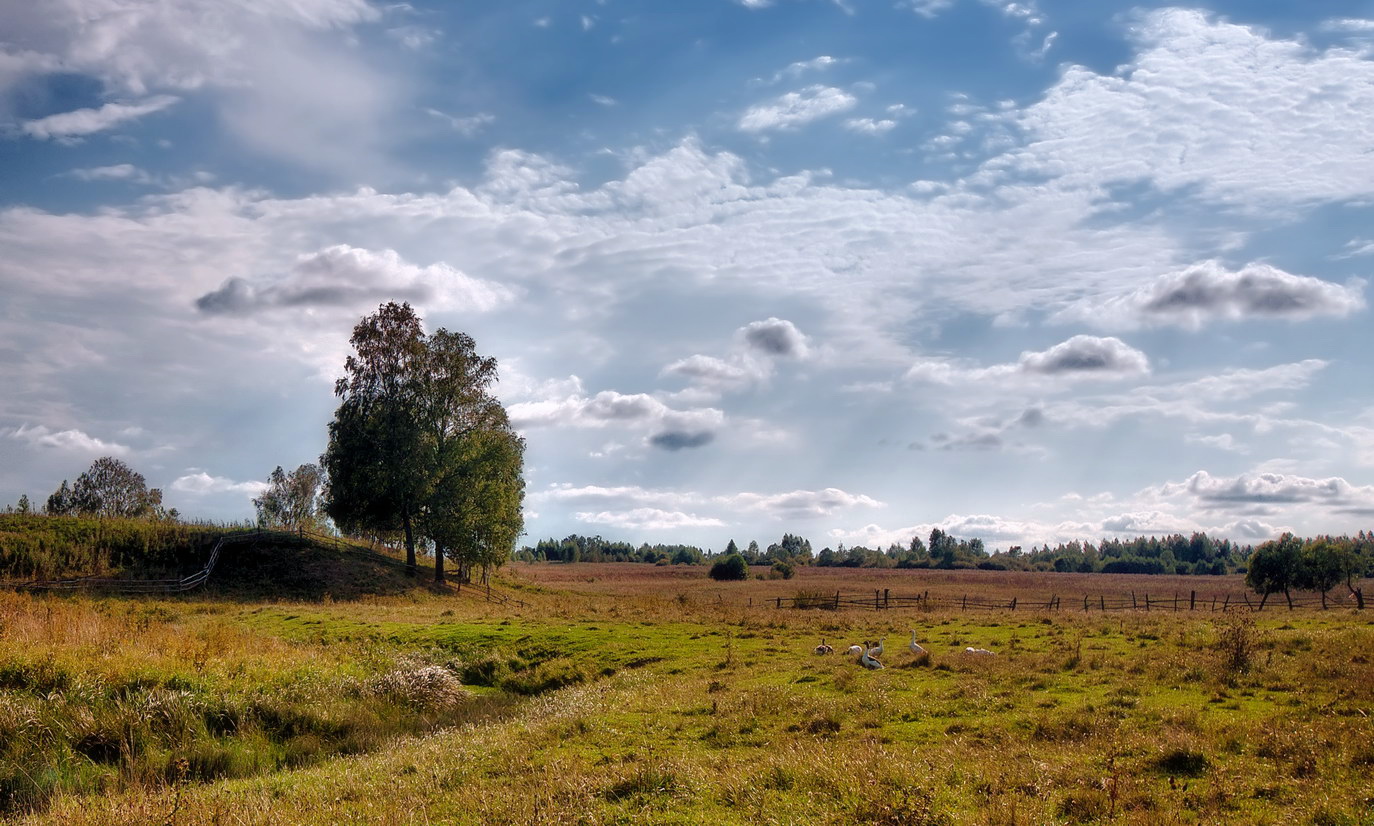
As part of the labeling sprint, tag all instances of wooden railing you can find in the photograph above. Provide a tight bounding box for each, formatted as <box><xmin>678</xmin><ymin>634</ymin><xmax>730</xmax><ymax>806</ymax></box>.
<box><xmin>771</xmin><ymin>588</ymin><xmax>1360</xmax><ymax>612</ymax></box>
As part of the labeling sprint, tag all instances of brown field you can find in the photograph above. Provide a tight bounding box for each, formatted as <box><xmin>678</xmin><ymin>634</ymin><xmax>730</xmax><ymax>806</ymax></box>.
<box><xmin>508</xmin><ymin>561</ymin><xmax>1370</xmax><ymax>610</ymax></box>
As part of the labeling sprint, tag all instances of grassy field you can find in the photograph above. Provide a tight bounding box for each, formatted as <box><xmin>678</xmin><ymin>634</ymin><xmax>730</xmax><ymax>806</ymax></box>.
<box><xmin>4</xmin><ymin>564</ymin><xmax>1373</xmax><ymax>824</ymax></box>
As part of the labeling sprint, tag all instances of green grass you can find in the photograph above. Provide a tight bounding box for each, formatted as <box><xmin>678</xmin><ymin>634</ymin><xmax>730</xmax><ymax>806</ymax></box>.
<box><xmin>4</xmin><ymin>584</ymin><xmax>1374</xmax><ymax>824</ymax></box>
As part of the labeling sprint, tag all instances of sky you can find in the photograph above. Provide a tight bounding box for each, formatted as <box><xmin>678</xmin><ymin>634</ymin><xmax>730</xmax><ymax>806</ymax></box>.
<box><xmin>3</xmin><ymin>0</ymin><xmax>1374</xmax><ymax>553</ymax></box>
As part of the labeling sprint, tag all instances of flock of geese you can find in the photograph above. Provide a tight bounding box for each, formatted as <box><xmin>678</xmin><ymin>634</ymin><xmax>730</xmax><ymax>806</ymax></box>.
<box><xmin>813</xmin><ymin>631</ymin><xmax>996</xmax><ymax>669</ymax></box>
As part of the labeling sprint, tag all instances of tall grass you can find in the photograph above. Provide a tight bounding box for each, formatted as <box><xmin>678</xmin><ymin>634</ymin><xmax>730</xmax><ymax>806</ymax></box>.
<box><xmin>0</xmin><ymin>592</ymin><xmax>522</xmax><ymax>817</ymax></box>
<box><xmin>0</xmin><ymin>515</ymin><xmax>238</xmax><ymax>580</ymax></box>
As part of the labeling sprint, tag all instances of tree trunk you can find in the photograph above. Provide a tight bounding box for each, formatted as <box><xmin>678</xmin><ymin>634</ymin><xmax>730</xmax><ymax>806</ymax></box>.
<box><xmin>1353</xmin><ymin>587</ymin><xmax>1365</xmax><ymax>610</ymax></box>
<box><xmin>434</xmin><ymin>543</ymin><xmax>445</xmax><ymax>584</ymax></box>
<box><xmin>1284</xmin><ymin>588</ymin><xmax>1293</xmax><ymax>610</ymax></box>
<box><xmin>402</xmin><ymin>510</ymin><xmax>417</xmax><ymax>575</ymax></box>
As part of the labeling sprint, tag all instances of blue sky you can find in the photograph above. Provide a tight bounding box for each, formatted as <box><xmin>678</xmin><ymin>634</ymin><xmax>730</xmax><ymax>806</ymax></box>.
<box><xmin>4</xmin><ymin>0</ymin><xmax>1374</xmax><ymax>552</ymax></box>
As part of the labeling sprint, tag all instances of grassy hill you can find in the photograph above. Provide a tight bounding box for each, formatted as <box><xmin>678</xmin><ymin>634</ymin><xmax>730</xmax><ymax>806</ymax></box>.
<box><xmin>0</xmin><ymin>515</ymin><xmax>226</xmax><ymax>581</ymax></box>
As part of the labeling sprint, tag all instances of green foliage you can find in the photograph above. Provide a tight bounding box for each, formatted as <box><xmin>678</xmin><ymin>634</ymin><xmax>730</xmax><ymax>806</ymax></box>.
<box><xmin>519</xmin><ymin>534</ymin><xmax>706</xmax><ymax>564</ymax></box>
<box><xmin>766</xmin><ymin>533</ymin><xmax>812</xmax><ymax>564</ymax></box>
<box><xmin>253</xmin><ymin>464</ymin><xmax>325</xmax><ymax>531</ymax></box>
<box><xmin>323</xmin><ymin>303</ymin><xmax>525</xmax><ymax>582</ymax></box>
<box><xmin>771</xmin><ymin>560</ymin><xmax>795</xmax><ymax>579</ymax></box>
<box><xmin>43</xmin><ymin>458</ymin><xmax>167</xmax><ymax>520</ymax></box>
<box><xmin>708</xmin><ymin>553</ymin><xmax>748</xmax><ymax>581</ymax></box>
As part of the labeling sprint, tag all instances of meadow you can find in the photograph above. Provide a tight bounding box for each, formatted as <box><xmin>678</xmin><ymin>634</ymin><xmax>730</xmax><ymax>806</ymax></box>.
<box><xmin>3</xmin><ymin>563</ymin><xmax>1372</xmax><ymax>825</ymax></box>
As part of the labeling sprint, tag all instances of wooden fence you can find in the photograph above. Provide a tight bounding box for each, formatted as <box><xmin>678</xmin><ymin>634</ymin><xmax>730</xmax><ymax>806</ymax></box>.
<box><xmin>770</xmin><ymin>588</ymin><xmax>1358</xmax><ymax>612</ymax></box>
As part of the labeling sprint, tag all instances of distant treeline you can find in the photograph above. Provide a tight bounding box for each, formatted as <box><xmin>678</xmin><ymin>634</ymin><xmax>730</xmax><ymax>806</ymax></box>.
<box><xmin>518</xmin><ymin>529</ymin><xmax>1374</xmax><ymax>578</ymax></box>
<box><xmin>516</xmin><ymin>535</ymin><xmax>708</xmax><ymax>565</ymax></box>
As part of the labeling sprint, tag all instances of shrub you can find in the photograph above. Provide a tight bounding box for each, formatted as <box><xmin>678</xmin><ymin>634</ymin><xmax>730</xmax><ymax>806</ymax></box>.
<box><xmin>770</xmin><ymin>561</ymin><xmax>794</xmax><ymax>579</ymax></box>
<box><xmin>791</xmin><ymin>589</ymin><xmax>836</xmax><ymax>610</ymax></box>
<box><xmin>708</xmin><ymin>554</ymin><xmax>748</xmax><ymax>581</ymax></box>
<box><xmin>1215</xmin><ymin>615</ymin><xmax>1258</xmax><ymax>675</ymax></box>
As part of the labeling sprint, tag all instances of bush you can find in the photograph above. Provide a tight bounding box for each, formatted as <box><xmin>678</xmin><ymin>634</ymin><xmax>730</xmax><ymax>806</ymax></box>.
<box><xmin>709</xmin><ymin>554</ymin><xmax>748</xmax><ymax>581</ymax></box>
<box><xmin>771</xmin><ymin>561</ymin><xmax>794</xmax><ymax>579</ymax></box>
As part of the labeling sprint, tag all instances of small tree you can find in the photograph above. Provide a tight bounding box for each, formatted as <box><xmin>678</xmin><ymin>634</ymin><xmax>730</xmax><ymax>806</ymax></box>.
<box><xmin>63</xmin><ymin>457</ymin><xmax>162</xmax><ymax>519</ymax></box>
<box><xmin>254</xmin><ymin>463</ymin><xmax>325</xmax><ymax>531</ymax></box>
<box><xmin>46</xmin><ymin>480</ymin><xmax>76</xmax><ymax>516</ymax></box>
<box><xmin>1296</xmin><ymin>539</ymin><xmax>1356</xmax><ymax>610</ymax></box>
<box><xmin>709</xmin><ymin>553</ymin><xmax>749</xmax><ymax>581</ymax></box>
<box><xmin>1246</xmin><ymin>533</ymin><xmax>1303</xmax><ymax>609</ymax></box>
<box><xmin>14</xmin><ymin>495</ymin><xmax>31</xmax><ymax>515</ymax></box>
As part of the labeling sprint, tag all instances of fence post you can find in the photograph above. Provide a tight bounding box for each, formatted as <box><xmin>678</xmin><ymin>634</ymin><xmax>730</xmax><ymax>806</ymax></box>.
<box><xmin>884</xmin><ymin>588</ymin><xmax>890</xmax><ymax>608</ymax></box>
<box><xmin>1222</xmin><ymin>594</ymin><xmax>1229</xmax><ymax>611</ymax></box>
<box><xmin>1190</xmin><ymin>591</ymin><xmax>1196</xmax><ymax>611</ymax></box>
<box><xmin>835</xmin><ymin>591</ymin><xmax>841</xmax><ymax>610</ymax></box>
<box><xmin>1083</xmin><ymin>595</ymin><xmax>1089</xmax><ymax>611</ymax></box>
<box><xmin>875</xmin><ymin>590</ymin><xmax>880</xmax><ymax>610</ymax></box>
<box><xmin>1131</xmin><ymin>591</ymin><xmax>1137</xmax><ymax>610</ymax></box>
<box><xmin>1100</xmin><ymin>595</ymin><xmax>1106</xmax><ymax>611</ymax></box>
<box><xmin>776</xmin><ymin>597</ymin><xmax>781</xmax><ymax>609</ymax></box>
<box><xmin>1010</xmin><ymin>597</ymin><xmax>1017</xmax><ymax>611</ymax></box>
<box><xmin>961</xmin><ymin>594</ymin><xmax>967</xmax><ymax>611</ymax></box>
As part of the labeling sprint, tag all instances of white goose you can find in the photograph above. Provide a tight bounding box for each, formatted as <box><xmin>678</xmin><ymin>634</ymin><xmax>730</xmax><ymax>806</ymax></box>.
<box><xmin>908</xmin><ymin>631</ymin><xmax>927</xmax><ymax>656</ymax></box>
<box><xmin>844</xmin><ymin>644</ymin><xmax>864</xmax><ymax>656</ymax></box>
<box><xmin>867</xmin><ymin>638</ymin><xmax>885</xmax><ymax>659</ymax></box>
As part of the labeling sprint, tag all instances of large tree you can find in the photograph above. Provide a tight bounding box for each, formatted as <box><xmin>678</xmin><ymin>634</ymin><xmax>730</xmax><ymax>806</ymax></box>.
<box><xmin>323</xmin><ymin>303</ymin><xmax>524</xmax><ymax>582</ymax></box>
<box><xmin>415</xmin><ymin>328</ymin><xmax>524</xmax><ymax>583</ymax></box>
<box><xmin>323</xmin><ymin>303</ymin><xmax>430</xmax><ymax>572</ymax></box>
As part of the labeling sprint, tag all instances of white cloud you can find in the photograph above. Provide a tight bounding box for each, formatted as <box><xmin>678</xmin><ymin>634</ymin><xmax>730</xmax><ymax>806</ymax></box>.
<box><xmin>739</xmin><ymin>85</ymin><xmax>857</xmax><ymax>132</ymax></box>
<box><xmin>1019</xmin><ymin>335</ymin><xmax>1149</xmax><ymax>376</ymax></box>
<box><xmin>902</xmin><ymin>0</ymin><xmax>955</xmax><ymax>19</ymax></box>
<box><xmin>844</xmin><ymin>118</ymin><xmax>896</xmax><ymax>135</ymax></box>
<box><xmin>62</xmin><ymin>164</ymin><xmax>151</xmax><ymax>183</ymax></box>
<box><xmin>508</xmin><ymin>389</ymin><xmax>724</xmax><ymax>451</ymax></box>
<box><xmin>1004</xmin><ymin>9</ymin><xmax>1374</xmax><ymax>210</ymax></box>
<box><xmin>425</xmin><ymin>109</ymin><xmax>494</xmax><ymax>137</ymax></box>
<box><xmin>907</xmin><ymin>335</ymin><xmax>1149</xmax><ymax>384</ymax></box>
<box><xmin>1320</xmin><ymin>18</ymin><xmax>1374</xmax><ymax>33</ymax></box>
<box><xmin>1059</xmin><ymin>261</ymin><xmax>1366</xmax><ymax>330</ymax></box>
<box><xmin>5</xmin><ymin>424</ymin><xmax>129</xmax><ymax>455</ymax></box>
<box><xmin>725</xmin><ymin>488</ymin><xmax>883</xmax><ymax>519</ymax></box>
<box><xmin>195</xmin><ymin>245</ymin><xmax>516</xmax><ymax>317</ymax></box>
<box><xmin>759</xmin><ymin>55</ymin><xmax>843</xmax><ymax>85</ymax></box>
<box><xmin>1160</xmin><ymin>470</ymin><xmax>1374</xmax><ymax>512</ymax></box>
<box><xmin>534</xmin><ymin>483</ymin><xmax>882</xmax><ymax>522</ymax></box>
<box><xmin>575</xmin><ymin>508</ymin><xmax>727</xmax><ymax>531</ymax></box>
<box><xmin>169</xmin><ymin>471</ymin><xmax>268</xmax><ymax>496</ymax></box>
<box><xmin>2</xmin><ymin>0</ymin><xmax>401</xmax><ymax>174</ymax></box>
<box><xmin>22</xmin><ymin>96</ymin><xmax>179</xmax><ymax>140</ymax></box>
